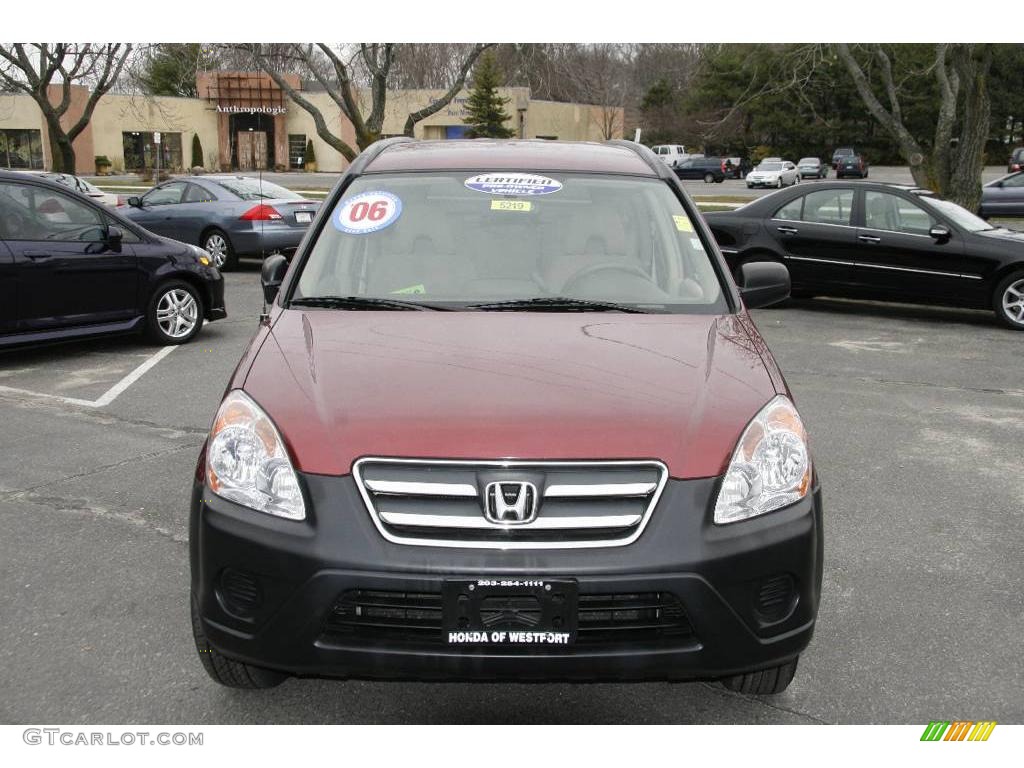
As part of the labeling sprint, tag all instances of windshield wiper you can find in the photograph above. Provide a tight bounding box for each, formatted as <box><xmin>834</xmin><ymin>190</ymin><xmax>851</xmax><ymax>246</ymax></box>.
<box><xmin>289</xmin><ymin>295</ymin><xmax>451</xmax><ymax>311</ymax></box>
<box><xmin>467</xmin><ymin>297</ymin><xmax>653</xmax><ymax>313</ymax></box>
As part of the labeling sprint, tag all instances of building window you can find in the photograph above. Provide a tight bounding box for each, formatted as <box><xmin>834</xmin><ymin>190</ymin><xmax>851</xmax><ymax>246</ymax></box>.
<box><xmin>288</xmin><ymin>134</ymin><xmax>306</xmax><ymax>170</ymax></box>
<box><xmin>122</xmin><ymin>132</ymin><xmax>183</xmax><ymax>172</ymax></box>
<box><xmin>0</xmin><ymin>129</ymin><xmax>44</xmax><ymax>169</ymax></box>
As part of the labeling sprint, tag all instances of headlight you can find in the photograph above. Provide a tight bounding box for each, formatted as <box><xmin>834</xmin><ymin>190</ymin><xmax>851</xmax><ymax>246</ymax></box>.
<box><xmin>206</xmin><ymin>390</ymin><xmax>305</xmax><ymax>520</ymax></box>
<box><xmin>713</xmin><ymin>395</ymin><xmax>811</xmax><ymax>524</ymax></box>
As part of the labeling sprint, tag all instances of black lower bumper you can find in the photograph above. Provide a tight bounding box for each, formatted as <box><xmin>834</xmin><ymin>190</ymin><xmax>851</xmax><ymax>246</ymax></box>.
<box><xmin>190</xmin><ymin>472</ymin><xmax>823</xmax><ymax>682</ymax></box>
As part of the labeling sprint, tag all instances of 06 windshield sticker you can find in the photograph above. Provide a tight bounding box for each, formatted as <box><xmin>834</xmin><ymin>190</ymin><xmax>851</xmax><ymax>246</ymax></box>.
<box><xmin>333</xmin><ymin>191</ymin><xmax>402</xmax><ymax>234</ymax></box>
<box><xmin>464</xmin><ymin>173</ymin><xmax>562</xmax><ymax>196</ymax></box>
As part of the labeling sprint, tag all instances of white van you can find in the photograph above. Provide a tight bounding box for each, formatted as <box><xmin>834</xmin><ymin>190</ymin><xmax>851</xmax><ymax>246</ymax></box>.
<box><xmin>650</xmin><ymin>145</ymin><xmax>689</xmax><ymax>167</ymax></box>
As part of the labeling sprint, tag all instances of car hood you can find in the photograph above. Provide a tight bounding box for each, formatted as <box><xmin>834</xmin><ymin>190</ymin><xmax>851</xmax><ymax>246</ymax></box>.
<box><xmin>974</xmin><ymin>226</ymin><xmax>1024</xmax><ymax>243</ymax></box>
<box><xmin>242</xmin><ymin>310</ymin><xmax>781</xmax><ymax>479</ymax></box>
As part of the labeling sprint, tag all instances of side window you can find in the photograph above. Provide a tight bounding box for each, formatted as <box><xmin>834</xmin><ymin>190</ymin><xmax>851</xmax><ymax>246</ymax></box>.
<box><xmin>183</xmin><ymin>183</ymin><xmax>215</xmax><ymax>203</ymax></box>
<box><xmin>0</xmin><ymin>183</ymin><xmax>104</xmax><ymax>241</ymax></box>
<box><xmin>774</xmin><ymin>196</ymin><xmax>803</xmax><ymax>221</ymax></box>
<box><xmin>864</xmin><ymin>191</ymin><xmax>934</xmax><ymax>235</ymax></box>
<box><xmin>1002</xmin><ymin>174</ymin><xmax>1024</xmax><ymax>188</ymax></box>
<box><xmin>142</xmin><ymin>182</ymin><xmax>187</xmax><ymax>206</ymax></box>
<box><xmin>802</xmin><ymin>189</ymin><xmax>854</xmax><ymax>225</ymax></box>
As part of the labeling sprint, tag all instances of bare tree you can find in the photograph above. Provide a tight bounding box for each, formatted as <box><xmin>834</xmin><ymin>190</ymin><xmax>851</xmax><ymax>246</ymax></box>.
<box><xmin>837</xmin><ymin>43</ymin><xmax>994</xmax><ymax>209</ymax></box>
<box><xmin>240</xmin><ymin>43</ymin><xmax>491</xmax><ymax>161</ymax></box>
<box><xmin>0</xmin><ymin>43</ymin><xmax>133</xmax><ymax>171</ymax></box>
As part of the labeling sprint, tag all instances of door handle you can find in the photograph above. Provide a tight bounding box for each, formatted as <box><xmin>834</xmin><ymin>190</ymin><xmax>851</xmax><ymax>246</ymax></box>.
<box><xmin>23</xmin><ymin>251</ymin><xmax>52</xmax><ymax>260</ymax></box>
<box><xmin>776</xmin><ymin>226</ymin><xmax>799</xmax><ymax>234</ymax></box>
<box><xmin>858</xmin><ymin>235</ymin><xmax>881</xmax><ymax>243</ymax></box>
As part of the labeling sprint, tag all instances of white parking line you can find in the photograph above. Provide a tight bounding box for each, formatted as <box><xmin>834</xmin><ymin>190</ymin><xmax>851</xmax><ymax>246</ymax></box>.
<box><xmin>0</xmin><ymin>345</ymin><xmax>177</xmax><ymax>408</ymax></box>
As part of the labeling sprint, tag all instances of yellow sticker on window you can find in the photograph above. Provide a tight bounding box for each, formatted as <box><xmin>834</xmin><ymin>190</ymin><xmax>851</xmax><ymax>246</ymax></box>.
<box><xmin>390</xmin><ymin>284</ymin><xmax>425</xmax><ymax>295</ymax></box>
<box><xmin>491</xmin><ymin>199</ymin><xmax>532</xmax><ymax>212</ymax></box>
<box><xmin>673</xmin><ymin>215</ymin><xmax>694</xmax><ymax>232</ymax></box>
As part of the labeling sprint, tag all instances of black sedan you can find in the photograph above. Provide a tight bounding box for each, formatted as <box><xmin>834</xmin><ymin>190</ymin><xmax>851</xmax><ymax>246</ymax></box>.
<box><xmin>0</xmin><ymin>170</ymin><xmax>225</xmax><ymax>348</ymax></box>
<box><xmin>704</xmin><ymin>181</ymin><xmax>1024</xmax><ymax>330</ymax></box>
<box><xmin>121</xmin><ymin>175</ymin><xmax>319</xmax><ymax>271</ymax></box>
<box><xmin>979</xmin><ymin>172</ymin><xmax>1024</xmax><ymax>219</ymax></box>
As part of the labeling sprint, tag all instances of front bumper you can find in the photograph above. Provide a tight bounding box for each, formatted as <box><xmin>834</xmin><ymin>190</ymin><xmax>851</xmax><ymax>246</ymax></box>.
<box><xmin>190</xmin><ymin>471</ymin><xmax>823</xmax><ymax>682</ymax></box>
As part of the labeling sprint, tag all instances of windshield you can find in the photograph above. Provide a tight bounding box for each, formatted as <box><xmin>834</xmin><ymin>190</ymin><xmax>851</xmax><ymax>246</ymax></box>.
<box><xmin>293</xmin><ymin>172</ymin><xmax>726</xmax><ymax>313</ymax></box>
<box><xmin>798</xmin><ymin>158</ymin><xmax>818</xmax><ymax>165</ymax></box>
<box><xmin>919</xmin><ymin>196</ymin><xmax>994</xmax><ymax>232</ymax></box>
<box><xmin>210</xmin><ymin>177</ymin><xmax>302</xmax><ymax>201</ymax></box>
<box><xmin>758</xmin><ymin>163</ymin><xmax>783</xmax><ymax>171</ymax></box>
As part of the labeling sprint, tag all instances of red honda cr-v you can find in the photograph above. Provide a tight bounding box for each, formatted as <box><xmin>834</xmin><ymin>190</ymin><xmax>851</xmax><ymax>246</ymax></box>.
<box><xmin>190</xmin><ymin>138</ymin><xmax>823</xmax><ymax>694</ymax></box>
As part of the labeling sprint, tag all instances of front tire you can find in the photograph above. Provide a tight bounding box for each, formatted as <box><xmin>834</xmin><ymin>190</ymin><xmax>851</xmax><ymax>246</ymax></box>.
<box><xmin>994</xmin><ymin>271</ymin><xmax>1024</xmax><ymax>330</ymax></box>
<box><xmin>704</xmin><ymin>172</ymin><xmax>715</xmax><ymax>183</ymax></box>
<box><xmin>191</xmin><ymin>596</ymin><xmax>287</xmax><ymax>689</ymax></box>
<box><xmin>721</xmin><ymin>657</ymin><xmax>799</xmax><ymax>695</ymax></box>
<box><xmin>146</xmin><ymin>280</ymin><xmax>203</xmax><ymax>345</ymax></box>
<box><xmin>202</xmin><ymin>228</ymin><xmax>237</xmax><ymax>271</ymax></box>
<box><xmin>776</xmin><ymin>178</ymin><xmax>783</xmax><ymax>189</ymax></box>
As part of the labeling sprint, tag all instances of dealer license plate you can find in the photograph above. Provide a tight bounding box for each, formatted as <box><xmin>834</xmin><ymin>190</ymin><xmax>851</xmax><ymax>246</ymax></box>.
<box><xmin>443</xmin><ymin>578</ymin><xmax>578</xmax><ymax>646</ymax></box>
<box><xmin>295</xmin><ymin>211</ymin><xmax>313</xmax><ymax>224</ymax></box>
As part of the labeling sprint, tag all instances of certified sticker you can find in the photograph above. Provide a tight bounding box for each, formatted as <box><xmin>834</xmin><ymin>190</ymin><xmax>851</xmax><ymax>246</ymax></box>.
<box><xmin>333</xmin><ymin>191</ymin><xmax>402</xmax><ymax>234</ymax></box>
<box><xmin>673</xmin><ymin>215</ymin><xmax>694</xmax><ymax>232</ymax></box>
<box><xmin>465</xmin><ymin>173</ymin><xmax>562</xmax><ymax>196</ymax></box>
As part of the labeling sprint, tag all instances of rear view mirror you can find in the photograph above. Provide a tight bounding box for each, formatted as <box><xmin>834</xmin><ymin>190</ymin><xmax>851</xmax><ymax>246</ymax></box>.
<box><xmin>929</xmin><ymin>224</ymin><xmax>951</xmax><ymax>242</ymax></box>
<box><xmin>106</xmin><ymin>225</ymin><xmax>123</xmax><ymax>250</ymax></box>
<box><xmin>127</xmin><ymin>196</ymin><xmax>142</xmax><ymax>207</ymax></box>
<box><xmin>739</xmin><ymin>261</ymin><xmax>791</xmax><ymax>309</ymax></box>
<box><xmin>261</xmin><ymin>253</ymin><xmax>289</xmax><ymax>304</ymax></box>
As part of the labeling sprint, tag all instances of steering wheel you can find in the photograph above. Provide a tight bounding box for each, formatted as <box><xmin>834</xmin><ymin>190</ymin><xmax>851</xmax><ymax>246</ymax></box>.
<box><xmin>560</xmin><ymin>262</ymin><xmax>653</xmax><ymax>295</ymax></box>
<box><xmin>4</xmin><ymin>210</ymin><xmax>34</xmax><ymax>239</ymax></box>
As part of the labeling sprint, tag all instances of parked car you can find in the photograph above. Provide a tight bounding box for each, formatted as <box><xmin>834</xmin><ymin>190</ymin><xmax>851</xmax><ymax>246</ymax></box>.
<box><xmin>650</xmin><ymin>144</ymin><xmax>689</xmax><ymax>167</ymax></box>
<box><xmin>121</xmin><ymin>175</ymin><xmax>319</xmax><ymax>271</ymax></box>
<box><xmin>831</xmin><ymin>147</ymin><xmax>856</xmax><ymax>169</ymax></box>
<box><xmin>979</xmin><ymin>171</ymin><xmax>1024</xmax><ymax>219</ymax></box>
<box><xmin>673</xmin><ymin>155</ymin><xmax>727</xmax><ymax>183</ymax></box>
<box><xmin>1007</xmin><ymin>147</ymin><xmax>1024</xmax><ymax>173</ymax></box>
<box><xmin>703</xmin><ymin>180</ymin><xmax>1024</xmax><ymax>329</ymax></box>
<box><xmin>189</xmin><ymin>137</ymin><xmax>822</xmax><ymax>693</ymax></box>
<box><xmin>12</xmin><ymin>169</ymin><xmax>119</xmax><ymax>206</ymax></box>
<box><xmin>746</xmin><ymin>160</ymin><xmax>799</xmax><ymax>188</ymax></box>
<box><xmin>0</xmin><ymin>170</ymin><xmax>225</xmax><ymax>347</ymax></box>
<box><xmin>835</xmin><ymin>154</ymin><xmax>869</xmax><ymax>179</ymax></box>
<box><xmin>796</xmin><ymin>158</ymin><xmax>827</xmax><ymax>180</ymax></box>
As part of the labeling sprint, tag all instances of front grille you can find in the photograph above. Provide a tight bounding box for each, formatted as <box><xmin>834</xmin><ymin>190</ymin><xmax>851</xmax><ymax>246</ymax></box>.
<box><xmin>353</xmin><ymin>458</ymin><xmax>668</xmax><ymax>549</ymax></box>
<box><xmin>321</xmin><ymin>589</ymin><xmax>695</xmax><ymax>648</ymax></box>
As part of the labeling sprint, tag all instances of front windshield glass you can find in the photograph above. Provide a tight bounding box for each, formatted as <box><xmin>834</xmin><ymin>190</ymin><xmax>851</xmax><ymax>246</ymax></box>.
<box><xmin>758</xmin><ymin>162</ymin><xmax>783</xmax><ymax>171</ymax></box>
<box><xmin>919</xmin><ymin>196</ymin><xmax>994</xmax><ymax>232</ymax></box>
<box><xmin>210</xmin><ymin>177</ymin><xmax>301</xmax><ymax>200</ymax></box>
<box><xmin>294</xmin><ymin>172</ymin><xmax>726</xmax><ymax>313</ymax></box>
<box><xmin>798</xmin><ymin>158</ymin><xmax>818</xmax><ymax>164</ymax></box>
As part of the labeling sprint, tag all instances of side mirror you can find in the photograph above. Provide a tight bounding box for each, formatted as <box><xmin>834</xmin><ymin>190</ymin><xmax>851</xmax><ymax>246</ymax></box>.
<box><xmin>929</xmin><ymin>224</ymin><xmax>951</xmax><ymax>242</ymax></box>
<box><xmin>127</xmin><ymin>196</ymin><xmax>142</xmax><ymax>208</ymax></box>
<box><xmin>106</xmin><ymin>225</ymin><xmax>123</xmax><ymax>250</ymax></box>
<box><xmin>261</xmin><ymin>253</ymin><xmax>289</xmax><ymax>304</ymax></box>
<box><xmin>739</xmin><ymin>261</ymin><xmax>791</xmax><ymax>308</ymax></box>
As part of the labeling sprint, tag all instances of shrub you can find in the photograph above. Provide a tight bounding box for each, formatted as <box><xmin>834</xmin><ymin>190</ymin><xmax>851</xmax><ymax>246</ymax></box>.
<box><xmin>303</xmin><ymin>139</ymin><xmax>316</xmax><ymax>167</ymax></box>
<box><xmin>191</xmin><ymin>134</ymin><xmax>204</xmax><ymax>168</ymax></box>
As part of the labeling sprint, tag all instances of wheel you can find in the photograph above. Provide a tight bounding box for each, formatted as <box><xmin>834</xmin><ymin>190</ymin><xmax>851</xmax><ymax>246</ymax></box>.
<box><xmin>747</xmin><ymin>183</ymin><xmax>754</xmax><ymax>189</ymax></box>
<box><xmin>146</xmin><ymin>280</ymin><xmax>203</xmax><ymax>345</ymax></box>
<box><xmin>202</xmin><ymin>228</ymin><xmax>237</xmax><ymax>271</ymax></box>
<box><xmin>721</xmin><ymin>657</ymin><xmax>799</xmax><ymax>695</ymax></box>
<box><xmin>191</xmin><ymin>595</ymin><xmax>287</xmax><ymax>689</ymax></box>
<box><xmin>994</xmin><ymin>271</ymin><xmax>1024</xmax><ymax>330</ymax></box>
<box><xmin>776</xmin><ymin>178</ymin><xmax>783</xmax><ymax>189</ymax></box>
<box><xmin>704</xmin><ymin>172</ymin><xmax>715</xmax><ymax>183</ymax></box>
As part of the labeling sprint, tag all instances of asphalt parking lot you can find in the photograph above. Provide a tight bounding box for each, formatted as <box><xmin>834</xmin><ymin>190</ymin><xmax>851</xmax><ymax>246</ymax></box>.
<box><xmin>1</xmin><ymin>265</ymin><xmax>1022</xmax><ymax>724</ymax></box>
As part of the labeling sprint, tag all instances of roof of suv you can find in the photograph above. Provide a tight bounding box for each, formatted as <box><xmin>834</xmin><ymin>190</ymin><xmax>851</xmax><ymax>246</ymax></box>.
<box><xmin>364</xmin><ymin>139</ymin><xmax>659</xmax><ymax>177</ymax></box>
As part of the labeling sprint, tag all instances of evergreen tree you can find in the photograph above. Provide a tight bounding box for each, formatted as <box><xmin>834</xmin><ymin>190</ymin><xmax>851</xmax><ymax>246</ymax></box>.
<box><xmin>463</xmin><ymin>52</ymin><xmax>515</xmax><ymax>139</ymax></box>
<box><xmin>191</xmin><ymin>134</ymin><xmax>203</xmax><ymax>168</ymax></box>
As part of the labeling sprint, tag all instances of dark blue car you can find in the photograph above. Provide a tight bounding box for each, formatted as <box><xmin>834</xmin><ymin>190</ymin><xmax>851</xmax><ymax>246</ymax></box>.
<box><xmin>122</xmin><ymin>175</ymin><xmax>319</xmax><ymax>270</ymax></box>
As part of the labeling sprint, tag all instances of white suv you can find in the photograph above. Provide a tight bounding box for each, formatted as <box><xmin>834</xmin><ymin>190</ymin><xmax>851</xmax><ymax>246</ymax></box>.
<box><xmin>650</xmin><ymin>145</ymin><xmax>689</xmax><ymax>167</ymax></box>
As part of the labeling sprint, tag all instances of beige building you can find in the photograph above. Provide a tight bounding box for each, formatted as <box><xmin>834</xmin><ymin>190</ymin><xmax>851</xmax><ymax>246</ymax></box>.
<box><xmin>0</xmin><ymin>72</ymin><xmax>623</xmax><ymax>176</ymax></box>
